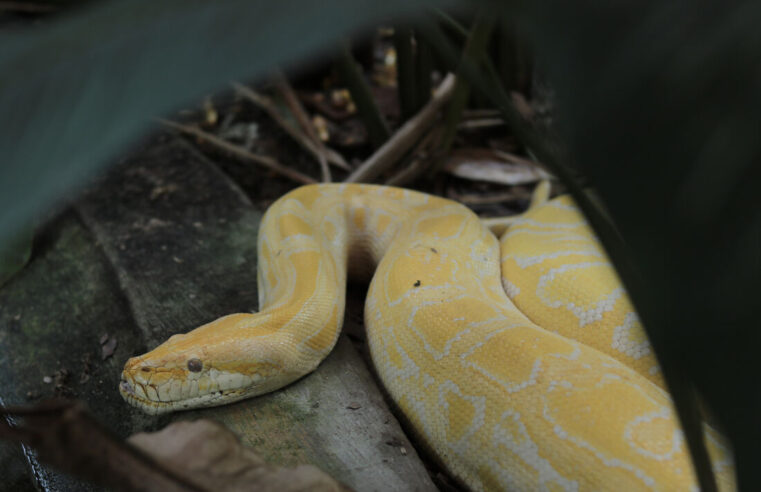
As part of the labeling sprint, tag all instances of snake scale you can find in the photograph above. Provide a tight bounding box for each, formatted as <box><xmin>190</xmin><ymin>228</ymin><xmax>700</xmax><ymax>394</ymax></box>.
<box><xmin>120</xmin><ymin>183</ymin><xmax>734</xmax><ymax>491</ymax></box>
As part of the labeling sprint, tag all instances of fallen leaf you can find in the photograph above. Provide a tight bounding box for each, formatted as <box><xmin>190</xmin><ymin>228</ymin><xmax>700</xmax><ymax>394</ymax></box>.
<box><xmin>0</xmin><ymin>400</ymin><xmax>208</xmax><ymax>492</ymax></box>
<box><xmin>445</xmin><ymin>147</ymin><xmax>552</xmax><ymax>186</ymax></box>
<box><xmin>129</xmin><ymin>420</ymin><xmax>350</xmax><ymax>492</ymax></box>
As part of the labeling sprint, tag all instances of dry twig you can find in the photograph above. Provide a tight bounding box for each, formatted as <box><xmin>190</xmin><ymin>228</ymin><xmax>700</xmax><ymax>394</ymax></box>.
<box><xmin>159</xmin><ymin>119</ymin><xmax>316</xmax><ymax>185</ymax></box>
<box><xmin>385</xmin><ymin>126</ymin><xmax>444</xmax><ymax>186</ymax></box>
<box><xmin>232</xmin><ymin>83</ymin><xmax>350</xmax><ymax>173</ymax></box>
<box><xmin>346</xmin><ymin>73</ymin><xmax>456</xmax><ymax>183</ymax></box>
<box><xmin>272</xmin><ymin>71</ymin><xmax>331</xmax><ymax>182</ymax></box>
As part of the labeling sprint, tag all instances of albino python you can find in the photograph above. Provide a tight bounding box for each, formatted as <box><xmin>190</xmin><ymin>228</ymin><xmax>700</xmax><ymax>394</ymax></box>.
<box><xmin>120</xmin><ymin>183</ymin><xmax>735</xmax><ymax>491</ymax></box>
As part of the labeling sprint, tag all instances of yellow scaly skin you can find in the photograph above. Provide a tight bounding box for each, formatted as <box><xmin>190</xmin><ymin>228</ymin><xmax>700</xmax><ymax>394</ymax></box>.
<box><xmin>120</xmin><ymin>183</ymin><xmax>735</xmax><ymax>491</ymax></box>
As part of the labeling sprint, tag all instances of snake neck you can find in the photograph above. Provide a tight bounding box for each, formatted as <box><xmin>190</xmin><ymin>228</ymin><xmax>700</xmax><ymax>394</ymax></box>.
<box><xmin>121</xmin><ymin>184</ymin><xmax>449</xmax><ymax>412</ymax></box>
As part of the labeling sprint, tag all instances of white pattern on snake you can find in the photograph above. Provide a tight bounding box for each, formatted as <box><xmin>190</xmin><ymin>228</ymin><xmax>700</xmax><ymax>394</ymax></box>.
<box><xmin>120</xmin><ymin>184</ymin><xmax>734</xmax><ymax>491</ymax></box>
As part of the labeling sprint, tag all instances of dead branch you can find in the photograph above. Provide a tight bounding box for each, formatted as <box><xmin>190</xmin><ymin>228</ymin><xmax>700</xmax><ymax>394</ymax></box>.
<box><xmin>232</xmin><ymin>83</ymin><xmax>350</xmax><ymax>173</ymax></box>
<box><xmin>272</xmin><ymin>71</ymin><xmax>332</xmax><ymax>182</ymax></box>
<box><xmin>159</xmin><ymin>119</ymin><xmax>317</xmax><ymax>185</ymax></box>
<box><xmin>345</xmin><ymin>73</ymin><xmax>456</xmax><ymax>183</ymax></box>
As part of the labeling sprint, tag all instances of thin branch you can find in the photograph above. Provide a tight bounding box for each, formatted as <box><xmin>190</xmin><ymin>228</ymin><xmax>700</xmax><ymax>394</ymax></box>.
<box><xmin>159</xmin><ymin>119</ymin><xmax>317</xmax><ymax>185</ymax></box>
<box><xmin>346</xmin><ymin>73</ymin><xmax>456</xmax><ymax>183</ymax></box>
<box><xmin>232</xmin><ymin>83</ymin><xmax>350</xmax><ymax>172</ymax></box>
<box><xmin>385</xmin><ymin>125</ymin><xmax>443</xmax><ymax>186</ymax></box>
<box><xmin>271</xmin><ymin>71</ymin><xmax>331</xmax><ymax>182</ymax></box>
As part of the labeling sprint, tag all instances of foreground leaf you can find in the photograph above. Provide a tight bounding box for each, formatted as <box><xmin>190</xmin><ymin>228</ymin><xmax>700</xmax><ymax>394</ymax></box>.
<box><xmin>0</xmin><ymin>0</ymin><xmax>458</xmax><ymax>242</ymax></box>
<box><xmin>129</xmin><ymin>420</ymin><xmax>349</xmax><ymax>492</ymax></box>
<box><xmin>526</xmin><ymin>0</ymin><xmax>761</xmax><ymax>489</ymax></box>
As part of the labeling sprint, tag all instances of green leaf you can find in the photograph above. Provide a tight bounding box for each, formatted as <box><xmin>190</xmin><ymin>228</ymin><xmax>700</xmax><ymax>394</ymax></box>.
<box><xmin>0</xmin><ymin>0</ymin><xmax>458</xmax><ymax>243</ymax></box>
<box><xmin>526</xmin><ymin>0</ymin><xmax>761</xmax><ymax>489</ymax></box>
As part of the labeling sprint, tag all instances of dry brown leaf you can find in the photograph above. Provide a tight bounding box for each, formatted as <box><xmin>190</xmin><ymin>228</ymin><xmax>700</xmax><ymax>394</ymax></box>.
<box><xmin>129</xmin><ymin>420</ymin><xmax>350</xmax><ymax>492</ymax></box>
<box><xmin>444</xmin><ymin>147</ymin><xmax>552</xmax><ymax>186</ymax></box>
<box><xmin>0</xmin><ymin>400</ymin><xmax>203</xmax><ymax>492</ymax></box>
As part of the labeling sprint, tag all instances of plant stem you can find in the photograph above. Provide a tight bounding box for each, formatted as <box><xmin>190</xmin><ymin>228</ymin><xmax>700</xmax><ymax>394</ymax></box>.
<box><xmin>415</xmin><ymin>32</ymin><xmax>433</xmax><ymax>108</ymax></box>
<box><xmin>394</xmin><ymin>26</ymin><xmax>418</xmax><ymax>122</ymax></box>
<box><xmin>345</xmin><ymin>74</ymin><xmax>455</xmax><ymax>183</ymax></box>
<box><xmin>428</xmin><ymin>10</ymin><xmax>495</xmax><ymax>176</ymax></box>
<box><xmin>336</xmin><ymin>39</ymin><xmax>391</xmax><ymax>149</ymax></box>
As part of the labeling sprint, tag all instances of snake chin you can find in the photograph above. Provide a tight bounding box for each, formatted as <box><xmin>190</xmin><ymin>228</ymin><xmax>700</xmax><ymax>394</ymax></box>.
<box><xmin>119</xmin><ymin>377</ymin><xmax>252</xmax><ymax>415</ymax></box>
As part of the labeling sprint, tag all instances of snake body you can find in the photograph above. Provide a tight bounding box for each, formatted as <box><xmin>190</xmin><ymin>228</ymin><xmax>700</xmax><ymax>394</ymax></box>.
<box><xmin>120</xmin><ymin>183</ymin><xmax>734</xmax><ymax>491</ymax></box>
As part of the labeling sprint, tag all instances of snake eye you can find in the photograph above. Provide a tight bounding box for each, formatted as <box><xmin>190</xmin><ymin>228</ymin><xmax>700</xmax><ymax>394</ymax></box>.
<box><xmin>187</xmin><ymin>358</ymin><xmax>203</xmax><ymax>372</ymax></box>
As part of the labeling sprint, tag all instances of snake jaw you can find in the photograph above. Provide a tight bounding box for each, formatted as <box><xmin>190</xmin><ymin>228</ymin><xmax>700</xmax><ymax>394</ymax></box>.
<box><xmin>119</xmin><ymin>312</ymin><xmax>314</xmax><ymax>414</ymax></box>
<box><xmin>119</xmin><ymin>365</ymin><xmax>256</xmax><ymax>415</ymax></box>
<box><xmin>119</xmin><ymin>359</ymin><xmax>306</xmax><ymax>414</ymax></box>
<box><xmin>119</xmin><ymin>349</ymin><xmax>300</xmax><ymax>414</ymax></box>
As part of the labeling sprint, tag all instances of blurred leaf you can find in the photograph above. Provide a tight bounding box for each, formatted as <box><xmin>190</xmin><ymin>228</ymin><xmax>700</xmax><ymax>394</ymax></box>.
<box><xmin>336</xmin><ymin>39</ymin><xmax>392</xmax><ymax>148</ymax></box>
<box><xmin>432</xmin><ymin>9</ymin><xmax>495</xmax><ymax>174</ymax></box>
<box><xmin>0</xmin><ymin>400</ymin><xmax>205</xmax><ymax>491</ymax></box>
<box><xmin>394</xmin><ymin>26</ymin><xmax>418</xmax><ymax>121</ymax></box>
<box><xmin>0</xmin><ymin>226</ymin><xmax>33</xmax><ymax>287</ymax></box>
<box><xmin>0</xmin><ymin>0</ymin><xmax>459</xmax><ymax>243</ymax></box>
<box><xmin>525</xmin><ymin>0</ymin><xmax>761</xmax><ymax>489</ymax></box>
<box><xmin>129</xmin><ymin>420</ymin><xmax>348</xmax><ymax>492</ymax></box>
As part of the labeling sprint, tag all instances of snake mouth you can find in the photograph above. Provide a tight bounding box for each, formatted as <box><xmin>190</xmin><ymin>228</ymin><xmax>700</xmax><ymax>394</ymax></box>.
<box><xmin>119</xmin><ymin>378</ymin><xmax>174</xmax><ymax>415</ymax></box>
<box><xmin>119</xmin><ymin>376</ymin><xmax>247</xmax><ymax>415</ymax></box>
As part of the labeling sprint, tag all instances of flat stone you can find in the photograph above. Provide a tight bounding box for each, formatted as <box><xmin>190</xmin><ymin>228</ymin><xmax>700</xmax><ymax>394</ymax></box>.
<box><xmin>0</xmin><ymin>136</ymin><xmax>437</xmax><ymax>491</ymax></box>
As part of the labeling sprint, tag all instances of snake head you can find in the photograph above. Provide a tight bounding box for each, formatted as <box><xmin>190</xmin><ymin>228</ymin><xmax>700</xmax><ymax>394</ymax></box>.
<box><xmin>119</xmin><ymin>313</ymin><xmax>298</xmax><ymax>415</ymax></box>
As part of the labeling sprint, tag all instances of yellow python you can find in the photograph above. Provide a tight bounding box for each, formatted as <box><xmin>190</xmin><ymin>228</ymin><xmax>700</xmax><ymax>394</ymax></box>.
<box><xmin>120</xmin><ymin>183</ymin><xmax>734</xmax><ymax>491</ymax></box>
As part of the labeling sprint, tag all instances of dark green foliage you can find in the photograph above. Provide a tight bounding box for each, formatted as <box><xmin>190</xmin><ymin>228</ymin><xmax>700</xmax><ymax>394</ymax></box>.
<box><xmin>336</xmin><ymin>40</ymin><xmax>392</xmax><ymax>147</ymax></box>
<box><xmin>0</xmin><ymin>0</ymin><xmax>456</xmax><ymax>241</ymax></box>
<box><xmin>394</xmin><ymin>26</ymin><xmax>419</xmax><ymax>121</ymax></box>
<box><xmin>524</xmin><ymin>1</ymin><xmax>761</xmax><ymax>489</ymax></box>
<box><xmin>431</xmin><ymin>11</ymin><xmax>496</xmax><ymax>174</ymax></box>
